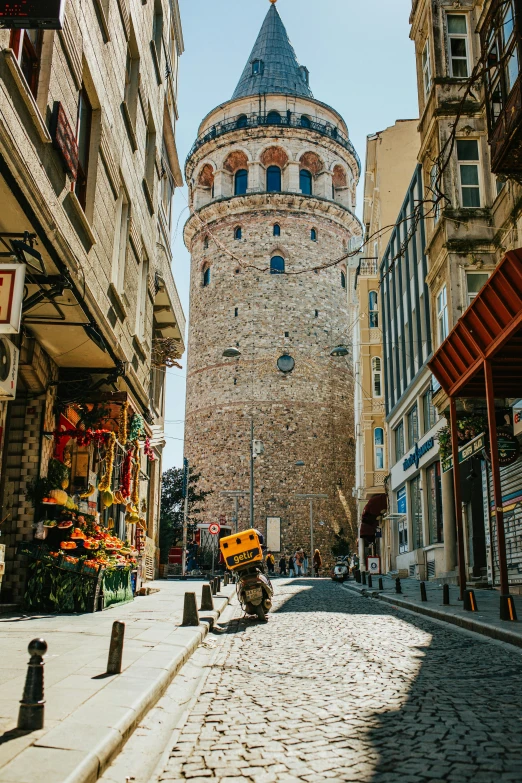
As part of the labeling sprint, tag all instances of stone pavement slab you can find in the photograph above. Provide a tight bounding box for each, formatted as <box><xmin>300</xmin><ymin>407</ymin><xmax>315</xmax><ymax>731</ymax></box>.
<box><xmin>0</xmin><ymin>580</ymin><xmax>234</xmax><ymax>783</ymax></box>
<box><xmin>343</xmin><ymin>575</ymin><xmax>522</xmax><ymax>648</ymax></box>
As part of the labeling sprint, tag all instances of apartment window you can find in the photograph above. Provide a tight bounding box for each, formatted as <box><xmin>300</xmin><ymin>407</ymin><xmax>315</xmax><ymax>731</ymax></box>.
<box><xmin>395</xmin><ymin>421</ymin><xmax>405</xmax><ymax>462</ymax></box>
<box><xmin>136</xmin><ymin>257</ymin><xmax>149</xmax><ymax>340</ymax></box>
<box><xmin>437</xmin><ymin>285</ymin><xmax>449</xmax><ymax>343</ymax></box>
<box><xmin>427</xmin><ymin>462</ymin><xmax>444</xmax><ymax>545</ymax></box>
<box><xmin>111</xmin><ymin>188</ymin><xmax>130</xmax><ymax>293</ymax></box>
<box><xmin>422</xmin><ymin>38</ymin><xmax>432</xmax><ymax>97</ymax></box>
<box><xmin>369</xmin><ymin>291</ymin><xmax>379</xmax><ymax>328</ymax></box>
<box><xmin>447</xmin><ymin>15</ymin><xmax>469</xmax><ymax>78</ymax></box>
<box><xmin>153</xmin><ymin>0</ymin><xmax>163</xmax><ymax>51</ymax></box>
<box><xmin>124</xmin><ymin>29</ymin><xmax>140</xmax><ymax>130</ymax></box>
<box><xmin>423</xmin><ymin>388</ymin><xmax>437</xmax><ymax>434</ymax></box>
<box><xmin>144</xmin><ymin>116</ymin><xmax>156</xmax><ymax>199</ymax></box>
<box><xmin>466</xmin><ymin>272</ymin><xmax>489</xmax><ymax>305</ymax></box>
<box><xmin>410</xmin><ymin>475</ymin><xmax>423</xmax><ymax>550</ymax></box>
<box><xmin>374</xmin><ymin>428</ymin><xmax>384</xmax><ymax>470</ymax></box>
<box><xmin>235</xmin><ymin>169</ymin><xmax>248</xmax><ymax>196</ymax></box>
<box><xmin>372</xmin><ymin>357</ymin><xmax>382</xmax><ymax>398</ymax></box>
<box><xmin>9</xmin><ymin>28</ymin><xmax>42</xmax><ymax>99</ymax></box>
<box><xmin>160</xmin><ymin>140</ymin><xmax>174</xmax><ymax>228</ymax></box>
<box><xmin>75</xmin><ymin>87</ymin><xmax>93</xmax><ymax>211</ymax></box>
<box><xmin>407</xmin><ymin>404</ymin><xmax>419</xmax><ymax>447</ymax></box>
<box><xmin>300</xmin><ymin>169</ymin><xmax>313</xmax><ymax>195</ymax></box>
<box><xmin>457</xmin><ymin>139</ymin><xmax>481</xmax><ymax>207</ymax></box>
<box><xmin>430</xmin><ymin>165</ymin><xmax>441</xmax><ymax>223</ymax></box>
<box><xmin>485</xmin><ymin>1</ymin><xmax>520</xmax><ymax>129</ymax></box>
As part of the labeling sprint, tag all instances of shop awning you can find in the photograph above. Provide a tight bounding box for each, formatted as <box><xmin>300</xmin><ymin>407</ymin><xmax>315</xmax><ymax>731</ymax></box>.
<box><xmin>359</xmin><ymin>493</ymin><xmax>388</xmax><ymax>541</ymax></box>
<box><xmin>428</xmin><ymin>250</ymin><xmax>522</xmax><ymax>398</ymax></box>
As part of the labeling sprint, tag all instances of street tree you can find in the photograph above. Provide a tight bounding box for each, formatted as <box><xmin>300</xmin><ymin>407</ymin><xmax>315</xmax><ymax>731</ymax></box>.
<box><xmin>159</xmin><ymin>466</ymin><xmax>211</xmax><ymax>562</ymax></box>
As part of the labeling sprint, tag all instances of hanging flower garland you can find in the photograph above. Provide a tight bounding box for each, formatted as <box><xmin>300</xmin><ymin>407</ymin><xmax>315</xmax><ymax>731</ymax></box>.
<box><xmin>120</xmin><ymin>447</ymin><xmax>133</xmax><ymax>499</ymax></box>
<box><xmin>98</xmin><ymin>432</ymin><xmax>116</xmax><ymax>492</ymax></box>
<box><xmin>118</xmin><ymin>401</ymin><xmax>129</xmax><ymax>445</ymax></box>
<box><xmin>131</xmin><ymin>439</ymin><xmax>141</xmax><ymax>506</ymax></box>
<box><xmin>53</xmin><ymin>428</ymin><xmax>112</xmax><ymax>448</ymax></box>
<box><xmin>144</xmin><ymin>437</ymin><xmax>155</xmax><ymax>461</ymax></box>
<box><xmin>129</xmin><ymin>413</ymin><xmax>145</xmax><ymax>442</ymax></box>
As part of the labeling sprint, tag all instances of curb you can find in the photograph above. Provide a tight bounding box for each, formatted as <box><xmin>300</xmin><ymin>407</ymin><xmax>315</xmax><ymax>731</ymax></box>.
<box><xmin>341</xmin><ymin>582</ymin><xmax>522</xmax><ymax>650</ymax></box>
<box><xmin>0</xmin><ymin>591</ymin><xmax>234</xmax><ymax>783</ymax></box>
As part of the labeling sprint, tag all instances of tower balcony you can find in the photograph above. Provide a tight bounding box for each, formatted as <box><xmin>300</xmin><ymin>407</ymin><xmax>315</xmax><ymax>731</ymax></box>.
<box><xmin>186</xmin><ymin>111</ymin><xmax>361</xmax><ymax>174</ymax></box>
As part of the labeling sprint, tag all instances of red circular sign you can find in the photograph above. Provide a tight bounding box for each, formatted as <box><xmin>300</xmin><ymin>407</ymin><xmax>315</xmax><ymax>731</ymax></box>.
<box><xmin>209</xmin><ymin>523</ymin><xmax>221</xmax><ymax>535</ymax></box>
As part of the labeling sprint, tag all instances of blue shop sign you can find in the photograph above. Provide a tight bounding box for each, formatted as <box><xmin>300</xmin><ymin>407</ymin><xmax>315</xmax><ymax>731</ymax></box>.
<box><xmin>397</xmin><ymin>486</ymin><xmax>407</xmax><ymax>514</ymax></box>
<box><xmin>403</xmin><ymin>437</ymin><xmax>435</xmax><ymax>471</ymax></box>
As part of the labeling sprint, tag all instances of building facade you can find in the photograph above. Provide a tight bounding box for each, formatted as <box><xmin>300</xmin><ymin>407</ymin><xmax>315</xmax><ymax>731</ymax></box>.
<box><xmin>183</xmin><ymin>4</ymin><xmax>362</xmax><ymax>563</ymax></box>
<box><xmin>355</xmin><ymin>120</ymin><xmax>419</xmax><ymax>572</ymax></box>
<box><xmin>0</xmin><ymin>0</ymin><xmax>185</xmax><ymax>603</ymax></box>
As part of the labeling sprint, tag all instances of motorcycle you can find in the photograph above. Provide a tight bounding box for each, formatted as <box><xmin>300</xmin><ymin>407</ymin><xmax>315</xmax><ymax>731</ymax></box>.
<box><xmin>219</xmin><ymin>528</ymin><xmax>274</xmax><ymax>622</ymax></box>
<box><xmin>332</xmin><ymin>557</ymin><xmax>349</xmax><ymax>583</ymax></box>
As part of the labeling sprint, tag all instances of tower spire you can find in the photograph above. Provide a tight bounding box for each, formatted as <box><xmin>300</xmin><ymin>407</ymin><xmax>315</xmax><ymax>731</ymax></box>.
<box><xmin>231</xmin><ymin>4</ymin><xmax>313</xmax><ymax>100</ymax></box>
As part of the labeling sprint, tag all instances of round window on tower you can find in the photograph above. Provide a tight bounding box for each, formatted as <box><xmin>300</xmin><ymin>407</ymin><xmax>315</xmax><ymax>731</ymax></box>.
<box><xmin>277</xmin><ymin>354</ymin><xmax>295</xmax><ymax>374</ymax></box>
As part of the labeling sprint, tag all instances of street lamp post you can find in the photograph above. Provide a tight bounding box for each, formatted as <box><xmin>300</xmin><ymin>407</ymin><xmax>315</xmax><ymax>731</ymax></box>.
<box><xmin>295</xmin><ymin>493</ymin><xmax>328</xmax><ymax>577</ymax></box>
<box><xmin>221</xmin><ymin>491</ymin><xmax>248</xmax><ymax>533</ymax></box>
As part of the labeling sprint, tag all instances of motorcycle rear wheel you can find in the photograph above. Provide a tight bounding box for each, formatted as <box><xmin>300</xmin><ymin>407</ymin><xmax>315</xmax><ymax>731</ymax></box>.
<box><xmin>254</xmin><ymin>603</ymin><xmax>267</xmax><ymax>622</ymax></box>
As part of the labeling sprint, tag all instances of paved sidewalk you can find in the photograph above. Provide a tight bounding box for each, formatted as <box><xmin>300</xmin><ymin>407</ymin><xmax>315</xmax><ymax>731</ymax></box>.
<box><xmin>343</xmin><ymin>575</ymin><xmax>522</xmax><ymax>648</ymax></box>
<box><xmin>0</xmin><ymin>580</ymin><xmax>234</xmax><ymax>783</ymax></box>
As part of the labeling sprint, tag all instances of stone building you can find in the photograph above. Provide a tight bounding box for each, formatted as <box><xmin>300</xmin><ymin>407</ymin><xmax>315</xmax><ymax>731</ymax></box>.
<box><xmin>184</xmin><ymin>3</ymin><xmax>362</xmax><ymax>564</ymax></box>
<box><xmin>0</xmin><ymin>0</ymin><xmax>185</xmax><ymax>602</ymax></box>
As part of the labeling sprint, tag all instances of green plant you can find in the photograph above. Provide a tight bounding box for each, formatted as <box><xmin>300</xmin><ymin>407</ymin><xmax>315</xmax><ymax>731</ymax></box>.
<box><xmin>437</xmin><ymin>414</ymin><xmax>487</xmax><ymax>462</ymax></box>
<box><xmin>47</xmin><ymin>458</ymin><xmax>70</xmax><ymax>489</ymax></box>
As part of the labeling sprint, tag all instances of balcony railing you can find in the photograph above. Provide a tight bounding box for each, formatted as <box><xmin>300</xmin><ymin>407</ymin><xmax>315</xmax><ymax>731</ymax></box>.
<box><xmin>186</xmin><ymin>112</ymin><xmax>361</xmax><ymax>173</ymax></box>
<box><xmin>359</xmin><ymin>258</ymin><xmax>378</xmax><ymax>276</ymax></box>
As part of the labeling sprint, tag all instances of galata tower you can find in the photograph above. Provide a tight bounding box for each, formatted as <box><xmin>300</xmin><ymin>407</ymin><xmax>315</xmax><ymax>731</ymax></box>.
<box><xmin>184</xmin><ymin>1</ymin><xmax>362</xmax><ymax>563</ymax></box>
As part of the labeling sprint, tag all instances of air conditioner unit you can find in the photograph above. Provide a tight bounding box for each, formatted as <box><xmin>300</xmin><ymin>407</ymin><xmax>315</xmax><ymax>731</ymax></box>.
<box><xmin>0</xmin><ymin>337</ymin><xmax>19</xmax><ymax>400</ymax></box>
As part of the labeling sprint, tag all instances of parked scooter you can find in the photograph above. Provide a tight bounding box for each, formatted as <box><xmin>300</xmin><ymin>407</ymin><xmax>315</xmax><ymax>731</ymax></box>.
<box><xmin>331</xmin><ymin>557</ymin><xmax>349</xmax><ymax>583</ymax></box>
<box><xmin>219</xmin><ymin>529</ymin><xmax>274</xmax><ymax>622</ymax></box>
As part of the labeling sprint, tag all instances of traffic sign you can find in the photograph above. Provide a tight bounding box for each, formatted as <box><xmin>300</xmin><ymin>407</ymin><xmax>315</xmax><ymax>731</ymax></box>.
<box><xmin>209</xmin><ymin>523</ymin><xmax>221</xmax><ymax>536</ymax></box>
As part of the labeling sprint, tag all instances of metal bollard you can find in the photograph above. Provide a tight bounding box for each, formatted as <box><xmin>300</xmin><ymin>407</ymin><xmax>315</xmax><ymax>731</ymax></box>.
<box><xmin>443</xmin><ymin>584</ymin><xmax>450</xmax><ymax>605</ymax></box>
<box><xmin>18</xmin><ymin>639</ymin><xmax>47</xmax><ymax>730</ymax></box>
<box><xmin>378</xmin><ymin>577</ymin><xmax>384</xmax><ymax>591</ymax></box>
<box><xmin>216</xmin><ymin>576</ymin><xmax>221</xmax><ymax>593</ymax></box>
<box><xmin>395</xmin><ymin>577</ymin><xmax>402</xmax><ymax>594</ymax></box>
<box><xmin>500</xmin><ymin>594</ymin><xmax>518</xmax><ymax>621</ymax></box>
<box><xmin>367</xmin><ymin>574</ymin><xmax>373</xmax><ymax>588</ymax></box>
<box><xmin>420</xmin><ymin>582</ymin><xmax>427</xmax><ymax>602</ymax></box>
<box><xmin>210</xmin><ymin>579</ymin><xmax>216</xmax><ymax>596</ymax></box>
<box><xmin>182</xmin><ymin>592</ymin><xmax>200</xmax><ymax>626</ymax></box>
<box><xmin>224</xmin><ymin>573</ymin><xmax>229</xmax><ymax>586</ymax></box>
<box><xmin>463</xmin><ymin>589</ymin><xmax>478</xmax><ymax>612</ymax></box>
<box><xmin>361</xmin><ymin>571</ymin><xmax>367</xmax><ymax>585</ymax></box>
<box><xmin>107</xmin><ymin>621</ymin><xmax>125</xmax><ymax>674</ymax></box>
<box><xmin>355</xmin><ymin>569</ymin><xmax>361</xmax><ymax>583</ymax></box>
<box><xmin>201</xmin><ymin>583</ymin><xmax>214</xmax><ymax>612</ymax></box>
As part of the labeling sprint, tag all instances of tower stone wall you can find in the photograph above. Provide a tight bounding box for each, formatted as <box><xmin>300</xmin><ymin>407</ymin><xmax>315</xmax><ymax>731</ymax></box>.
<box><xmin>183</xmin><ymin>5</ymin><xmax>362</xmax><ymax>565</ymax></box>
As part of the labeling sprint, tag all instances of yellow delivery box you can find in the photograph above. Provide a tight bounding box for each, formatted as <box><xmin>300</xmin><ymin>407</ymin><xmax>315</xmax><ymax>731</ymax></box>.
<box><xmin>220</xmin><ymin>529</ymin><xmax>263</xmax><ymax>571</ymax></box>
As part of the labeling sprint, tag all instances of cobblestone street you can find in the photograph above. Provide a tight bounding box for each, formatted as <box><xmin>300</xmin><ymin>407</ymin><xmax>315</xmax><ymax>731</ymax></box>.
<box><xmin>158</xmin><ymin>579</ymin><xmax>522</xmax><ymax>783</ymax></box>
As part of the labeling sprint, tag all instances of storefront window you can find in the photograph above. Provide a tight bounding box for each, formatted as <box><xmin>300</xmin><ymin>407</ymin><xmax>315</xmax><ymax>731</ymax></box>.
<box><xmin>410</xmin><ymin>475</ymin><xmax>423</xmax><ymax>550</ymax></box>
<box><xmin>427</xmin><ymin>462</ymin><xmax>443</xmax><ymax>544</ymax></box>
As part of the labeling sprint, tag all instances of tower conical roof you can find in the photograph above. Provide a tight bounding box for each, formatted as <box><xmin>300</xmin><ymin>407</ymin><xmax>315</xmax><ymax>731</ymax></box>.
<box><xmin>232</xmin><ymin>4</ymin><xmax>313</xmax><ymax>100</ymax></box>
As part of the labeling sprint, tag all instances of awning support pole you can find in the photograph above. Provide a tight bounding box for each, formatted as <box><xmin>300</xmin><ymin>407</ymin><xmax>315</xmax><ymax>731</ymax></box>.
<box><xmin>484</xmin><ymin>359</ymin><xmax>515</xmax><ymax>620</ymax></box>
<box><xmin>449</xmin><ymin>397</ymin><xmax>467</xmax><ymax>601</ymax></box>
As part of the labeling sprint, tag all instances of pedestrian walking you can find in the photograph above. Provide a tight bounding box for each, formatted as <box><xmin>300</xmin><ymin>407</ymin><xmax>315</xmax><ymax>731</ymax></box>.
<box><xmin>303</xmin><ymin>550</ymin><xmax>309</xmax><ymax>576</ymax></box>
<box><xmin>279</xmin><ymin>554</ymin><xmax>287</xmax><ymax>576</ymax></box>
<box><xmin>266</xmin><ymin>551</ymin><xmax>275</xmax><ymax>575</ymax></box>
<box><xmin>295</xmin><ymin>550</ymin><xmax>304</xmax><ymax>576</ymax></box>
<box><xmin>313</xmin><ymin>549</ymin><xmax>322</xmax><ymax>577</ymax></box>
<box><xmin>288</xmin><ymin>553</ymin><xmax>295</xmax><ymax>577</ymax></box>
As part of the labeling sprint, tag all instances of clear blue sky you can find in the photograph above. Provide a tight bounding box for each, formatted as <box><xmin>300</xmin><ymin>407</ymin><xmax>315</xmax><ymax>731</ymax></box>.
<box><xmin>162</xmin><ymin>0</ymin><xmax>419</xmax><ymax>469</ymax></box>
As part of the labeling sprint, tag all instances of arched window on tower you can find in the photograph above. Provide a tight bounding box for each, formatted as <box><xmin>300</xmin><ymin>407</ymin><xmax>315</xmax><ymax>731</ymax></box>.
<box><xmin>204</xmin><ymin>236</ymin><xmax>209</xmax><ymax>249</ymax></box>
<box><xmin>300</xmin><ymin>169</ymin><xmax>313</xmax><ymax>195</ymax></box>
<box><xmin>310</xmin><ymin>228</ymin><xmax>317</xmax><ymax>241</ymax></box>
<box><xmin>374</xmin><ymin>428</ymin><xmax>384</xmax><ymax>470</ymax></box>
<box><xmin>203</xmin><ymin>267</ymin><xmax>211</xmax><ymax>287</ymax></box>
<box><xmin>369</xmin><ymin>291</ymin><xmax>379</xmax><ymax>328</ymax></box>
<box><xmin>341</xmin><ymin>270</ymin><xmax>346</xmax><ymax>289</ymax></box>
<box><xmin>273</xmin><ymin>224</ymin><xmax>281</xmax><ymax>237</ymax></box>
<box><xmin>270</xmin><ymin>256</ymin><xmax>285</xmax><ymax>275</ymax></box>
<box><xmin>300</xmin><ymin>115</ymin><xmax>311</xmax><ymax>128</ymax></box>
<box><xmin>235</xmin><ymin>169</ymin><xmax>248</xmax><ymax>195</ymax></box>
<box><xmin>236</xmin><ymin>114</ymin><xmax>248</xmax><ymax>129</ymax></box>
<box><xmin>267</xmin><ymin>166</ymin><xmax>282</xmax><ymax>192</ymax></box>
<box><xmin>266</xmin><ymin>110</ymin><xmax>281</xmax><ymax>125</ymax></box>
<box><xmin>372</xmin><ymin>357</ymin><xmax>382</xmax><ymax>397</ymax></box>
<box><xmin>234</xmin><ymin>226</ymin><xmax>242</xmax><ymax>240</ymax></box>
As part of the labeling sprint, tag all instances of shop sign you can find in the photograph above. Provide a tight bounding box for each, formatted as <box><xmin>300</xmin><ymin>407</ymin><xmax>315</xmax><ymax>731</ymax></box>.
<box><xmin>0</xmin><ymin>0</ymin><xmax>65</xmax><ymax>29</ymax></box>
<box><xmin>485</xmin><ymin>428</ymin><xmax>520</xmax><ymax>468</ymax></box>
<box><xmin>367</xmin><ymin>556</ymin><xmax>381</xmax><ymax>574</ymax></box>
<box><xmin>51</xmin><ymin>102</ymin><xmax>78</xmax><ymax>180</ymax></box>
<box><xmin>403</xmin><ymin>437</ymin><xmax>435</xmax><ymax>471</ymax></box>
<box><xmin>397</xmin><ymin>487</ymin><xmax>407</xmax><ymax>514</ymax></box>
<box><xmin>442</xmin><ymin>432</ymin><xmax>486</xmax><ymax>474</ymax></box>
<box><xmin>0</xmin><ymin>264</ymin><xmax>25</xmax><ymax>334</ymax></box>
<box><xmin>513</xmin><ymin>403</ymin><xmax>522</xmax><ymax>437</ymax></box>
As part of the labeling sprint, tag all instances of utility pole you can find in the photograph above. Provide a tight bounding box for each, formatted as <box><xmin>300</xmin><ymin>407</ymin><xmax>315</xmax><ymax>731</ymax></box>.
<box><xmin>295</xmin><ymin>493</ymin><xmax>328</xmax><ymax>577</ymax></box>
<box><xmin>250</xmin><ymin>417</ymin><xmax>254</xmax><ymax>529</ymax></box>
<box><xmin>221</xmin><ymin>491</ymin><xmax>248</xmax><ymax>533</ymax></box>
<box><xmin>181</xmin><ymin>458</ymin><xmax>189</xmax><ymax>577</ymax></box>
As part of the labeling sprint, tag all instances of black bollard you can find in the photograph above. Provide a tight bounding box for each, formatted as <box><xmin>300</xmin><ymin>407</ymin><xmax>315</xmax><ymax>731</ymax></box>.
<box><xmin>500</xmin><ymin>594</ymin><xmax>518</xmax><ymax>621</ymax></box>
<box><xmin>355</xmin><ymin>569</ymin><xmax>361</xmax><ymax>583</ymax></box>
<box><xmin>182</xmin><ymin>593</ymin><xmax>200</xmax><ymax>626</ymax></box>
<box><xmin>395</xmin><ymin>577</ymin><xmax>402</xmax><ymax>594</ymax></box>
<box><xmin>463</xmin><ymin>589</ymin><xmax>478</xmax><ymax>612</ymax></box>
<box><xmin>361</xmin><ymin>571</ymin><xmax>367</xmax><ymax>585</ymax></box>
<box><xmin>420</xmin><ymin>582</ymin><xmax>427</xmax><ymax>602</ymax></box>
<box><xmin>224</xmin><ymin>573</ymin><xmax>229</xmax><ymax>586</ymax></box>
<box><xmin>201</xmin><ymin>583</ymin><xmax>214</xmax><ymax>611</ymax></box>
<box><xmin>443</xmin><ymin>584</ymin><xmax>450</xmax><ymax>605</ymax></box>
<box><xmin>107</xmin><ymin>621</ymin><xmax>125</xmax><ymax>674</ymax></box>
<box><xmin>210</xmin><ymin>579</ymin><xmax>216</xmax><ymax>596</ymax></box>
<box><xmin>18</xmin><ymin>639</ymin><xmax>47</xmax><ymax>730</ymax></box>
<box><xmin>216</xmin><ymin>576</ymin><xmax>221</xmax><ymax>593</ymax></box>
<box><xmin>378</xmin><ymin>577</ymin><xmax>384</xmax><ymax>591</ymax></box>
<box><xmin>367</xmin><ymin>574</ymin><xmax>373</xmax><ymax>588</ymax></box>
